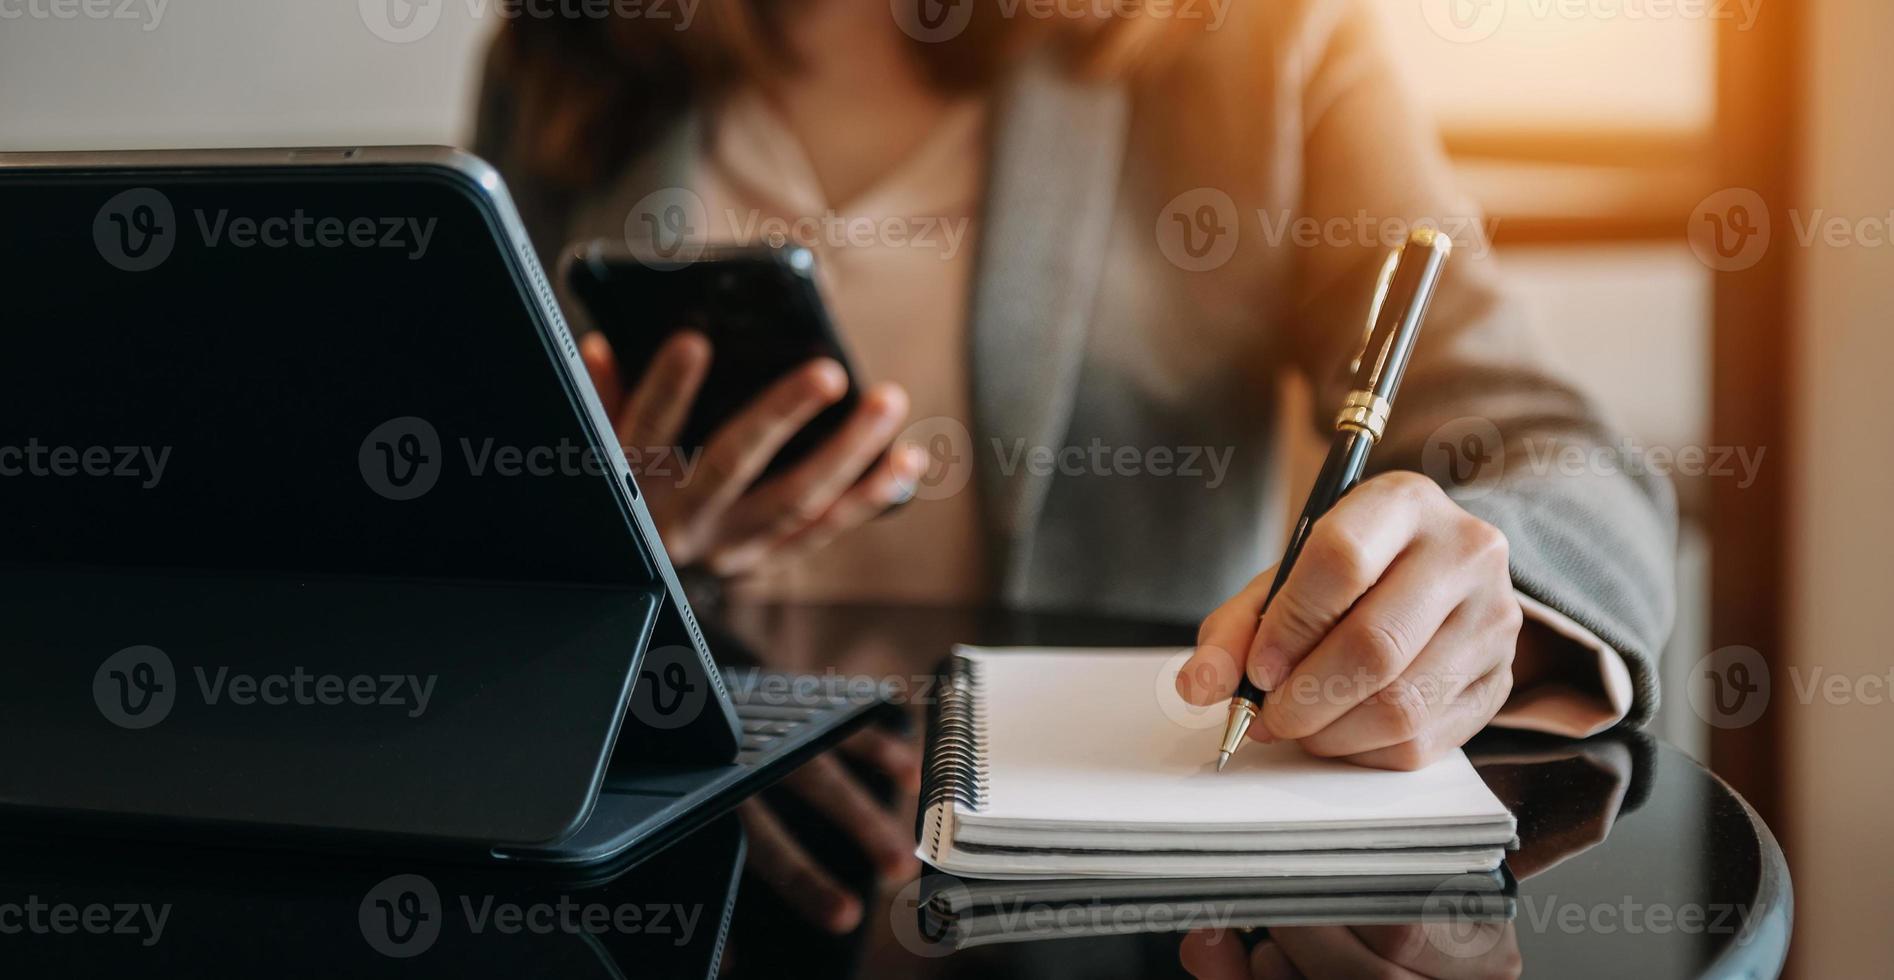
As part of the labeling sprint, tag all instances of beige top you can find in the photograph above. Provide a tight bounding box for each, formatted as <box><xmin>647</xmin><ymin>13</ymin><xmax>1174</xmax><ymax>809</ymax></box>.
<box><xmin>699</xmin><ymin>90</ymin><xmax>992</xmax><ymax>605</ymax></box>
<box><xmin>691</xmin><ymin>88</ymin><xmax>1631</xmax><ymax>738</ymax></box>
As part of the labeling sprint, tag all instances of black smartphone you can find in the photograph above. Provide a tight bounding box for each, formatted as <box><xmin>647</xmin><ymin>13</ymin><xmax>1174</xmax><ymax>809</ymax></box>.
<box><xmin>563</xmin><ymin>240</ymin><xmax>861</xmax><ymax>480</ymax></box>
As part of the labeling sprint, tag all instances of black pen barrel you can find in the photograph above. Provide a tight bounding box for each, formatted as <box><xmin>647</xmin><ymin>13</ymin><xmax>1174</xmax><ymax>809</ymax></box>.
<box><xmin>1231</xmin><ymin>428</ymin><xmax>1373</xmax><ymax>704</ymax></box>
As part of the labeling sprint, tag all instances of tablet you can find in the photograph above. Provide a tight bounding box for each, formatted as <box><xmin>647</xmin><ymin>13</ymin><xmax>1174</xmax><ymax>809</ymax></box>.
<box><xmin>0</xmin><ymin>147</ymin><xmax>758</xmax><ymax>860</ymax></box>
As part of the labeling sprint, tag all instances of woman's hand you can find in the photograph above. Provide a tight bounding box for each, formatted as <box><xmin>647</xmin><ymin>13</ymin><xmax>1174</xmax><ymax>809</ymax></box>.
<box><xmin>582</xmin><ymin>331</ymin><xmax>925</xmax><ymax>576</ymax></box>
<box><xmin>1178</xmin><ymin>471</ymin><xmax>1522</xmax><ymax>770</ymax></box>
<box><xmin>738</xmin><ymin>726</ymin><xmax>923</xmax><ymax>933</ymax></box>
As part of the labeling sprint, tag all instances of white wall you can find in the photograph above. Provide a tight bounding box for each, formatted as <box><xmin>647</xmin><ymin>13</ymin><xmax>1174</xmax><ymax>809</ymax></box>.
<box><xmin>1786</xmin><ymin>0</ymin><xmax>1894</xmax><ymax>973</ymax></box>
<box><xmin>0</xmin><ymin>0</ymin><xmax>493</xmax><ymax>150</ymax></box>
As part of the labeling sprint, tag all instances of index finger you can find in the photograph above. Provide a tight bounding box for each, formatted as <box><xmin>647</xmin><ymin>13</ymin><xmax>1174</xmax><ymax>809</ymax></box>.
<box><xmin>580</xmin><ymin>332</ymin><xmax>623</xmax><ymax>408</ymax></box>
<box><xmin>1178</xmin><ymin>568</ymin><xmax>1275</xmax><ymax>707</ymax></box>
<box><xmin>1247</xmin><ymin>481</ymin><xmax>1425</xmax><ymax>690</ymax></box>
<box><xmin>687</xmin><ymin>358</ymin><xmax>848</xmax><ymax>511</ymax></box>
<box><xmin>738</xmin><ymin>800</ymin><xmax>862</xmax><ymax>934</ymax></box>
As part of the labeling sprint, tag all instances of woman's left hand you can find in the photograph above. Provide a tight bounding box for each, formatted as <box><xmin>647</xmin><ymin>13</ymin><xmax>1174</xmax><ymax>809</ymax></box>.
<box><xmin>1177</xmin><ymin>471</ymin><xmax>1523</xmax><ymax>770</ymax></box>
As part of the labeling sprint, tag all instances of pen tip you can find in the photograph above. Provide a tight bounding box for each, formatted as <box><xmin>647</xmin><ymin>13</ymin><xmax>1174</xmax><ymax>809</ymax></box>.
<box><xmin>1216</xmin><ymin>751</ymin><xmax>1231</xmax><ymax>772</ymax></box>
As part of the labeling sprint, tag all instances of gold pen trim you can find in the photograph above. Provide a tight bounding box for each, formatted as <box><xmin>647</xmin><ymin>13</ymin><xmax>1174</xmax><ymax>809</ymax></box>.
<box><xmin>1333</xmin><ymin>389</ymin><xmax>1391</xmax><ymax>442</ymax></box>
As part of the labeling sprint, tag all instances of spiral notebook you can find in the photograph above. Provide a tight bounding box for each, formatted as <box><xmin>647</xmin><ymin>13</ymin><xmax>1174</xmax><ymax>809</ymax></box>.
<box><xmin>920</xmin><ymin>869</ymin><xmax>1516</xmax><ymax>949</ymax></box>
<box><xmin>917</xmin><ymin>648</ymin><xmax>1516</xmax><ymax>879</ymax></box>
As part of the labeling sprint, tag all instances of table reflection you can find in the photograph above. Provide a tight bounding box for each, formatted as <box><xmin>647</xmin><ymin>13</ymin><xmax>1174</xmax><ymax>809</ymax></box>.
<box><xmin>0</xmin><ymin>814</ymin><xmax>747</xmax><ymax>978</ymax></box>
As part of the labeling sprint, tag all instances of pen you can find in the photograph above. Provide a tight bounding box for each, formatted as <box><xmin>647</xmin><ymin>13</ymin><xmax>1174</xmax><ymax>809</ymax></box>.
<box><xmin>1216</xmin><ymin>227</ymin><xmax>1453</xmax><ymax>771</ymax></box>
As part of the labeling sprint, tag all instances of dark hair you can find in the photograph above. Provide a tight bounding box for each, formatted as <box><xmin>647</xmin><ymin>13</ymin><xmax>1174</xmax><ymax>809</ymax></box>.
<box><xmin>495</xmin><ymin>1</ymin><xmax>1190</xmax><ymax>184</ymax></box>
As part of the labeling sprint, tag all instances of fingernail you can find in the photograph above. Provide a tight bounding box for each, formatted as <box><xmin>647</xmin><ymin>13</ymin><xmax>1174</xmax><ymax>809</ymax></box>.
<box><xmin>1176</xmin><ymin>653</ymin><xmax>1212</xmax><ymax>705</ymax></box>
<box><xmin>872</xmin><ymin>383</ymin><xmax>909</xmax><ymax>418</ymax></box>
<box><xmin>827</xmin><ymin>895</ymin><xmax>863</xmax><ymax>933</ymax></box>
<box><xmin>811</xmin><ymin>360</ymin><xmax>847</xmax><ymax>394</ymax></box>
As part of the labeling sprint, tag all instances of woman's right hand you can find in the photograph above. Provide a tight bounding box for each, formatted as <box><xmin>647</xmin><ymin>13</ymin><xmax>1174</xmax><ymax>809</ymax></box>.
<box><xmin>581</xmin><ymin>330</ymin><xmax>924</xmax><ymax>576</ymax></box>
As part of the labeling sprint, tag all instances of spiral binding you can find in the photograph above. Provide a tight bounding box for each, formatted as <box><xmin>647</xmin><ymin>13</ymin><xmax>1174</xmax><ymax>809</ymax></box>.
<box><xmin>920</xmin><ymin>653</ymin><xmax>989</xmax><ymax>813</ymax></box>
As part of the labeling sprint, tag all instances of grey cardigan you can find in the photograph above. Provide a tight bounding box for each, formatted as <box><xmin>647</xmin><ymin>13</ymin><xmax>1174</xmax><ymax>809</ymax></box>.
<box><xmin>473</xmin><ymin>0</ymin><xmax>1677</xmax><ymax>726</ymax></box>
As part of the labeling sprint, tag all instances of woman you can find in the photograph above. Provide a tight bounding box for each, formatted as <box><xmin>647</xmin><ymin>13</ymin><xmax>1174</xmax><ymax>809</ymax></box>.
<box><xmin>473</xmin><ymin>0</ymin><xmax>1675</xmax><ymax>935</ymax></box>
